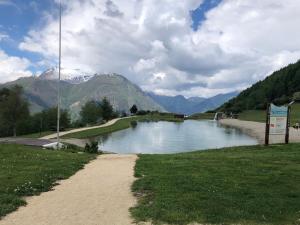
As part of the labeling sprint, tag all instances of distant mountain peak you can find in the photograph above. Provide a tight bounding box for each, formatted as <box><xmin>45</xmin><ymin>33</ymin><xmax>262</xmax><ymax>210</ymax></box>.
<box><xmin>39</xmin><ymin>67</ymin><xmax>95</xmax><ymax>84</ymax></box>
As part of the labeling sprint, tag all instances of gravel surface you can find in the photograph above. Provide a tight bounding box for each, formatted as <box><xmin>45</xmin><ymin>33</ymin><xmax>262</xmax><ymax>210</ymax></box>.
<box><xmin>0</xmin><ymin>154</ymin><xmax>140</xmax><ymax>225</ymax></box>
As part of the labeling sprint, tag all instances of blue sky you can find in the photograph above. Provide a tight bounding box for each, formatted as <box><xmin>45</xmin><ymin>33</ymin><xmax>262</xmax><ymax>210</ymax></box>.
<box><xmin>0</xmin><ymin>0</ymin><xmax>56</xmax><ymax>73</ymax></box>
<box><xmin>191</xmin><ymin>0</ymin><xmax>222</xmax><ymax>30</ymax></box>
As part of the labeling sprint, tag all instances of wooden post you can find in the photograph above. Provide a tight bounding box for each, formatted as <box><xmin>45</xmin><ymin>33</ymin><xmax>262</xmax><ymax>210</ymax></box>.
<box><xmin>265</xmin><ymin>104</ymin><xmax>270</xmax><ymax>146</ymax></box>
<box><xmin>285</xmin><ymin>106</ymin><xmax>291</xmax><ymax>144</ymax></box>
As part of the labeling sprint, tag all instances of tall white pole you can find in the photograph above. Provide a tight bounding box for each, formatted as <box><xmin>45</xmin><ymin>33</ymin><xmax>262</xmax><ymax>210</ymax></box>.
<box><xmin>57</xmin><ymin>0</ymin><xmax>62</xmax><ymax>149</ymax></box>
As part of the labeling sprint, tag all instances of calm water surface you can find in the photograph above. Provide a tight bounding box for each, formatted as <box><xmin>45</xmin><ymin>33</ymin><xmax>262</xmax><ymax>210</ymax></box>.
<box><xmin>94</xmin><ymin>120</ymin><xmax>258</xmax><ymax>154</ymax></box>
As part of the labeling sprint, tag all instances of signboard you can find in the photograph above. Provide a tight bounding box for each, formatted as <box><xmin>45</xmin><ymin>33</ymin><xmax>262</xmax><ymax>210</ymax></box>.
<box><xmin>269</xmin><ymin>104</ymin><xmax>288</xmax><ymax>135</ymax></box>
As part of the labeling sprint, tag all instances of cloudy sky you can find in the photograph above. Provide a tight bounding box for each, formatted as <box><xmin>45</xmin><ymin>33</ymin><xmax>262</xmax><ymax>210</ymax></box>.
<box><xmin>0</xmin><ymin>0</ymin><xmax>300</xmax><ymax>97</ymax></box>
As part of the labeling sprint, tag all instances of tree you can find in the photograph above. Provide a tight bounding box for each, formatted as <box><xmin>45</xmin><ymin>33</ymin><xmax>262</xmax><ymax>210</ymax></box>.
<box><xmin>293</xmin><ymin>92</ymin><xmax>300</xmax><ymax>102</ymax></box>
<box><xmin>130</xmin><ymin>104</ymin><xmax>138</xmax><ymax>114</ymax></box>
<box><xmin>80</xmin><ymin>100</ymin><xmax>102</xmax><ymax>125</ymax></box>
<box><xmin>0</xmin><ymin>85</ymin><xmax>29</xmax><ymax>137</ymax></box>
<box><xmin>39</xmin><ymin>107</ymin><xmax>70</xmax><ymax>131</ymax></box>
<box><xmin>101</xmin><ymin>97</ymin><xmax>114</xmax><ymax>121</ymax></box>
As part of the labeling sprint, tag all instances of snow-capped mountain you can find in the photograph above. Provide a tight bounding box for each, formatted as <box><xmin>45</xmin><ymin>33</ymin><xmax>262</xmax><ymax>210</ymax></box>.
<box><xmin>39</xmin><ymin>68</ymin><xmax>94</xmax><ymax>84</ymax></box>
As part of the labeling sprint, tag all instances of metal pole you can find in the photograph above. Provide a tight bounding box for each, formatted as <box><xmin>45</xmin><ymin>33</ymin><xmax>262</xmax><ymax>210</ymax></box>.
<box><xmin>285</xmin><ymin>106</ymin><xmax>291</xmax><ymax>144</ymax></box>
<box><xmin>57</xmin><ymin>0</ymin><xmax>62</xmax><ymax>149</ymax></box>
<box><xmin>265</xmin><ymin>104</ymin><xmax>270</xmax><ymax>146</ymax></box>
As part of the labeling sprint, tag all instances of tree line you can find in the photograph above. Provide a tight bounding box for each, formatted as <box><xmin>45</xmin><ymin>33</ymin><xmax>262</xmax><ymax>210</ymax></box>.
<box><xmin>0</xmin><ymin>85</ymin><xmax>118</xmax><ymax>137</ymax></box>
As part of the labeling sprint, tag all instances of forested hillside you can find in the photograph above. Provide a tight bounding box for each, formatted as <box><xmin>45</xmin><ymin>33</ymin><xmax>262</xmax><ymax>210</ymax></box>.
<box><xmin>218</xmin><ymin>60</ymin><xmax>300</xmax><ymax>112</ymax></box>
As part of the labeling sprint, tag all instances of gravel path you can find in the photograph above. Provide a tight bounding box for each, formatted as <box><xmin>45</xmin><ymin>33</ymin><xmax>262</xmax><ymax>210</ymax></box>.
<box><xmin>40</xmin><ymin>118</ymin><xmax>125</xmax><ymax>140</ymax></box>
<box><xmin>0</xmin><ymin>154</ymin><xmax>139</xmax><ymax>225</ymax></box>
<box><xmin>220</xmin><ymin>119</ymin><xmax>300</xmax><ymax>144</ymax></box>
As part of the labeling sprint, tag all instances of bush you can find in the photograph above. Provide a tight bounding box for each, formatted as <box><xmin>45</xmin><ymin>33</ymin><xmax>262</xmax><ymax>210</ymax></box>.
<box><xmin>136</xmin><ymin>110</ymin><xmax>148</xmax><ymax>115</ymax></box>
<box><xmin>63</xmin><ymin>143</ymin><xmax>84</xmax><ymax>153</ymax></box>
<box><xmin>84</xmin><ymin>141</ymin><xmax>100</xmax><ymax>154</ymax></box>
<box><xmin>294</xmin><ymin>92</ymin><xmax>300</xmax><ymax>102</ymax></box>
<box><xmin>121</xmin><ymin>111</ymin><xmax>128</xmax><ymax>117</ymax></box>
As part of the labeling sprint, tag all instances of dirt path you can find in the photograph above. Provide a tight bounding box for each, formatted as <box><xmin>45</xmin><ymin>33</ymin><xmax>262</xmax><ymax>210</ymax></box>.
<box><xmin>220</xmin><ymin>119</ymin><xmax>300</xmax><ymax>144</ymax></box>
<box><xmin>40</xmin><ymin>117</ymin><xmax>125</xmax><ymax>140</ymax></box>
<box><xmin>0</xmin><ymin>154</ymin><xmax>139</xmax><ymax>225</ymax></box>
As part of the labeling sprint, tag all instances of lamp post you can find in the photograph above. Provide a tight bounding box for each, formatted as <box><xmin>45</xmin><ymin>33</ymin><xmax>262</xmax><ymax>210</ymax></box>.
<box><xmin>57</xmin><ymin>0</ymin><xmax>62</xmax><ymax>149</ymax></box>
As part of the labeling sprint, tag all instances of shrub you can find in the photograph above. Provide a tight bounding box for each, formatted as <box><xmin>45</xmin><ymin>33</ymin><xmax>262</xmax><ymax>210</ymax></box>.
<box><xmin>84</xmin><ymin>141</ymin><xmax>100</xmax><ymax>154</ymax></box>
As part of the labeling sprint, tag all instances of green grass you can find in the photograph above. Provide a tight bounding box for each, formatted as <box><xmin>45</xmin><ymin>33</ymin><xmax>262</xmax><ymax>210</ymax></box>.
<box><xmin>131</xmin><ymin>144</ymin><xmax>300</xmax><ymax>225</ymax></box>
<box><xmin>63</xmin><ymin>114</ymin><xmax>183</xmax><ymax>139</ymax></box>
<box><xmin>188</xmin><ymin>113</ymin><xmax>215</xmax><ymax>120</ymax></box>
<box><xmin>238</xmin><ymin>103</ymin><xmax>300</xmax><ymax>125</ymax></box>
<box><xmin>290</xmin><ymin>103</ymin><xmax>300</xmax><ymax>125</ymax></box>
<box><xmin>238</xmin><ymin>110</ymin><xmax>266</xmax><ymax>123</ymax></box>
<box><xmin>0</xmin><ymin>144</ymin><xmax>95</xmax><ymax>218</ymax></box>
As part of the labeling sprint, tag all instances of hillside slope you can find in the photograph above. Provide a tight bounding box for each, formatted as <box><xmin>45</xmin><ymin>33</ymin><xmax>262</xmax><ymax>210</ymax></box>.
<box><xmin>218</xmin><ymin>60</ymin><xmax>300</xmax><ymax>112</ymax></box>
<box><xmin>1</xmin><ymin>74</ymin><xmax>165</xmax><ymax>119</ymax></box>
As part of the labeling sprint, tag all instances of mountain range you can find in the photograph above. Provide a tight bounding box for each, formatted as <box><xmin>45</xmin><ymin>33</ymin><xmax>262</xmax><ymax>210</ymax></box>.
<box><xmin>1</xmin><ymin>71</ymin><xmax>164</xmax><ymax>119</ymax></box>
<box><xmin>1</xmin><ymin>68</ymin><xmax>238</xmax><ymax>119</ymax></box>
<box><xmin>147</xmin><ymin>92</ymin><xmax>238</xmax><ymax>115</ymax></box>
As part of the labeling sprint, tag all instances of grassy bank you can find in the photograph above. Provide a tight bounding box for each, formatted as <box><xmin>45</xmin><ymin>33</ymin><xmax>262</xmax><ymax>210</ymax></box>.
<box><xmin>63</xmin><ymin>114</ymin><xmax>183</xmax><ymax>139</ymax></box>
<box><xmin>238</xmin><ymin>110</ymin><xmax>266</xmax><ymax>122</ymax></box>
<box><xmin>132</xmin><ymin>144</ymin><xmax>300</xmax><ymax>225</ymax></box>
<box><xmin>236</xmin><ymin>104</ymin><xmax>300</xmax><ymax>124</ymax></box>
<box><xmin>188</xmin><ymin>112</ymin><xmax>215</xmax><ymax>120</ymax></box>
<box><xmin>0</xmin><ymin>144</ymin><xmax>95</xmax><ymax>218</ymax></box>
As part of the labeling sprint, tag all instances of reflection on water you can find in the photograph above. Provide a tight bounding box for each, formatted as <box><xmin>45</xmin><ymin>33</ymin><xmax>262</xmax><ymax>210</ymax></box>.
<box><xmin>92</xmin><ymin>120</ymin><xmax>258</xmax><ymax>154</ymax></box>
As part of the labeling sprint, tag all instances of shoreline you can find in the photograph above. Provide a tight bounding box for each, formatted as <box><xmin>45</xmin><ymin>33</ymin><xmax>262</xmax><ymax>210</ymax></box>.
<box><xmin>219</xmin><ymin>119</ymin><xmax>300</xmax><ymax>144</ymax></box>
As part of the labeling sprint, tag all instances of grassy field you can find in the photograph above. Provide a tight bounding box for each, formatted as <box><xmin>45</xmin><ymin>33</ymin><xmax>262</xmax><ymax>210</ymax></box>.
<box><xmin>0</xmin><ymin>144</ymin><xmax>95</xmax><ymax>218</ymax></box>
<box><xmin>188</xmin><ymin>112</ymin><xmax>215</xmax><ymax>120</ymax></box>
<box><xmin>238</xmin><ymin>110</ymin><xmax>266</xmax><ymax>122</ymax></box>
<box><xmin>63</xmin><ymin>114</ymin><xmax>183</xmax><ymax>139</ymax></box>
<box><xmin>131</xmin><ymin>144</ymin><xmax>300</xmax><ymax>225</ymax></box>
<box><xmin>238</xmin><ymin>104</ymin><xmax>300</xmax><ymax>125</ymax></box>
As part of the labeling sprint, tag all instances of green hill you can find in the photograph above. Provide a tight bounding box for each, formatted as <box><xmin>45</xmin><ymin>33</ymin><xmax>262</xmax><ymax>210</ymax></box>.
<box><xmin>0</xmin><ymin>74</ymin><xmax>165</xmax><ymax>119</ymax></box>
<box><xmin>218</xmin><ymin>60</ymin><xmax>300</xmax><ymax>112</ymax></box>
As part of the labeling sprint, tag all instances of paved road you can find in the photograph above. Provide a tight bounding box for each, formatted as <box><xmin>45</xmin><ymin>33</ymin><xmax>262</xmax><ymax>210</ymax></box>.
<box><xmin>0</xmin><ymin>138</ymin><xmax>54</xmax><ymax>147</ymax></box>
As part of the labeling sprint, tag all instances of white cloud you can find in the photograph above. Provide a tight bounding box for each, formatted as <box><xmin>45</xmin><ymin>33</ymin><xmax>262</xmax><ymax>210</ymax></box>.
<box><xmin>18</xmin><ymin>0</ymin><xmax>300</xmax><ymax>97</ymax></box>
<box><xmin>0</xmin><ymin>50</ymin><xmax>32</xmax><ymax>83</ymax></box>
<box><xmin>0</xmin><ymin>33</ymin><xmax>9</xmax><ymax>41</ymax></box>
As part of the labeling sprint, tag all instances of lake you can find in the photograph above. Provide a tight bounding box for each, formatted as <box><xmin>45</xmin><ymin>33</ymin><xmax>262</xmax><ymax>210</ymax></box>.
<box><xmin>92</xmin><ymin>120</ymin><xmax>258</xmax><ymax>154</ymax></box>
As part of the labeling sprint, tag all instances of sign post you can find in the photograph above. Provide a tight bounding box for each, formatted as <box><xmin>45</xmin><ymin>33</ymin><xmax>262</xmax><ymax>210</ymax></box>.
<box><xmin>265</xmin><ymin>104</ymin><xmax>289</xmax><ymax>145</ymax></box>
<box><xmin>285</xmin><ymin>106</ymin><xmax>291</xmax><ymax>144</ymax></box>
<box><xmin>265</xmin><ymin>104</ymin><xmax>270</xmax><ymax>145</ymax></box>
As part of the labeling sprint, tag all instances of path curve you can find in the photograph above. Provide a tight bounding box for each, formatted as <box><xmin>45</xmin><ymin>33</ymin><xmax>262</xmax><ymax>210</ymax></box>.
<box><xmin>0</xmin><ymin>154</ymin><xmax>138</xmax><ymax>225</ymax></box>
<box><xmin>41</xmin><ymin>117</ymin><xmax>127</xmax><ymax>140</ymax></box>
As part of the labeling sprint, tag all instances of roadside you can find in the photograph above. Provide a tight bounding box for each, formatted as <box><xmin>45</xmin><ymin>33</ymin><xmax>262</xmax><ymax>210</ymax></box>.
<box><xmin>0</xmin><ymin>154</ymin><xmax>139</xmax><ymax>225</ymax></box>
<box><xmin>0</xmin><ymin>137</ymin><xmax>54</xmax><ymax>147</ymax></box>
<box><xmin>219</xmin><ymin>119</ymin><xmax>300</xmax><ymax>144</ymax></box>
